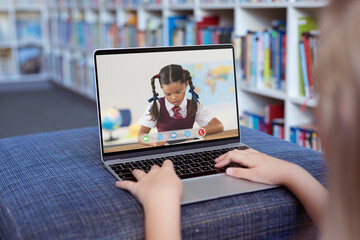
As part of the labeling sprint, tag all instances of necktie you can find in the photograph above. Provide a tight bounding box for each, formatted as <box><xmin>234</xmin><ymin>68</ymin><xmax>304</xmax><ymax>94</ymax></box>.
<box><xmin>172</xmin><ymin>106</ymin><xmax>183</xmax><ymax>119</ymax></box>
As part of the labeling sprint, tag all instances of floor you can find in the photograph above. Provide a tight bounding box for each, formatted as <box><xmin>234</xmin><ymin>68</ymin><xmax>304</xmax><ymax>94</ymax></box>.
<box><xmin>0</xmin><ymin>81</ymin><xmax>98</xmax><ymax>139</ymax></box>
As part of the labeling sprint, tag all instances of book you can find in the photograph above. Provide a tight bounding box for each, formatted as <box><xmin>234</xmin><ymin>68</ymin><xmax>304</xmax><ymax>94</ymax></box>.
<box><xmin>298</xmin><ymin>17</ymin><xmax>317</xmax><ymax>97</ymax></box>
<box><xmin>299</xmin><ymin>41</ymin><xmax>310</xmax><ymax>97</ymax></box>
<box><xmin>18</xmin><ymin>46</ymin><xmax>43</xmax><ymax>75</ymax></box>
<box><xmin>0</xmin><ymin>13</ymin><xmax>10</xmax><ymax>42</ymax></box>
<box><xmin>265</xmin><ymin>104</ymin><xmax>284</xmax><ymax>135</ymax></box>
<box><xmin>302</xmin><ymin>33</ymin><xmax>314</xmax><ymax>98</ymax></box>
<box><xmin>290</xmin><ymin>123</ymin><xmax>321</xmax><ymax>152</ymax></box>
<box><xmin>195</xmin><ymin>16</ymin><xmax>219</xmax><ymax>45</ymax></box>
<box><xmin>168</xmin><ymin>16</ymin><xmax>187</xmax><ymax>46</ymax></box>
<box><xmin>16</xmin><ymin>12</ymin><xmax>42</xmax><ymax>42</ymax></box>
<box><xmin>242</xmin><ymin>110</ymin><xmax>267</xmax><ymax>133</ymax></box>
<box><xmin>271</xmin><ymin>118</ymin><xmax>284</xmax><ymax>139</ymax></box>
<box><xmin>0</xmin><ymin>48</ymin><xmax>12</xmax><ymax>77</ymax></box>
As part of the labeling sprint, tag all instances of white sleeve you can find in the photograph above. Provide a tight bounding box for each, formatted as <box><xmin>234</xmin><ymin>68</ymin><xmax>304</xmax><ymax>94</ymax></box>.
<box><xmin>137</xmin><ymin>101</ymin><xmax>159</xmax><ymax>129</ymax></box>
<box><xmin>195</xmin><ymin>103</ymin><xmax>215</xmax><ymax>127</ymax></box>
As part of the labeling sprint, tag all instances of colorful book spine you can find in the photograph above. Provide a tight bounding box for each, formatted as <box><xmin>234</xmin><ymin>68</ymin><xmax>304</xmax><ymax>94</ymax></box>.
<box><xmin>298</xmin><ymin>31</ymin><xmax>320</xmax><ymax>99</ymax></box>
<box><xmin>290</xmin><ymin>125</ymin><xmax>322</xmax><ymax>152</ymax></box>
<box><xmin>299</xmin><ymin>41</ymin><xmax>310</xmax><ymax>98</ymax></box>
<box><xmin>242</xmin><ymin>110</ymin><xmax>267</xmax><ymax>133</ymax></box>
<box><xmin>263</xmin><ymin>30</ymin><xmax>271</xmax><ymax>88</ymax></box>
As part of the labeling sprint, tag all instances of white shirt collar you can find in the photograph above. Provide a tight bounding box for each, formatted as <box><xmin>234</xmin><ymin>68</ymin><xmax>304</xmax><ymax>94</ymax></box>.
<box><xmin>164</xmin><ymin>97</ymin><xmax>187</xmax><ymax>113</ymax></box>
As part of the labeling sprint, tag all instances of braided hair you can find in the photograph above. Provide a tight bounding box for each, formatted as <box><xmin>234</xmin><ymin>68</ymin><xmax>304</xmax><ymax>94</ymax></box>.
<box><xmin>149</xmin><ymin>64</ymin><xmax>199</xmax><ymax>122</ymax></box>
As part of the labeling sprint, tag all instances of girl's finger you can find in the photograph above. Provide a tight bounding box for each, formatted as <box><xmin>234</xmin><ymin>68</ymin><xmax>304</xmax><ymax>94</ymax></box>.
<box><xmin>162</xmin><ymin>159</ymin><xmax>174</xmax><ymax>170</ymax></box>
<box><xmin>214</xmin><ymin>152</ymin><xmax>233</xmax><ymax>167</ymax></box>
<box><xmin>226</xmin><ymin>167</ymin><xmax>254</xmax><ymax>181</ymax></box>
<box><xmin>149</xmin><ymin>164</ymin><xmax>160</xmax><ymax>171</ymax></box>
<box><xmin>132</xmin><ymin>169</ymin><xmax>146</xmax><ymax>180</ymax></box>
<box><xmin>116</xmin><ymin>180</ymin><xmax>137</xmax><ymax>192</ymax></box>
<box><xmin>214</xmin><ymin>151</ymin><xmax>230</xmax><ymax>162</ymax></box>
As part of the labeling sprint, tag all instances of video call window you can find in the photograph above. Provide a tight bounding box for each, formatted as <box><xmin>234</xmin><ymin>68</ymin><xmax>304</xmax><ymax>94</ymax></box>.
<box><xmin>96</xmin><ymin>47</ymin><xmax>239</xmax><ymax>154</ymax></box>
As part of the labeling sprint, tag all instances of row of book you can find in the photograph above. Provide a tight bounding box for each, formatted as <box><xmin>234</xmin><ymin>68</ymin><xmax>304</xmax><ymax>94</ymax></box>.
<box><xmin>238</xmin><ymin>20</ymin><xmax>287</xmax><ymax>91</ymax></box>
<box><xmin>0</xmin><ymin>46</ymin><xmax>43</xmax><ymax>78</ymax></box>
<box><xmin>298</xmin><ymin>17</ymin><xmax>319</xmax><ymax>98</ymax></box>
<box><xmin>48</xmin><ymin>51</ymin><xmax>96</xmax><ymax>99</ymax></box>
<box><xmin>16</xmin><ymin>12</ymin><xmax>42</xmax><ymax>42</ymax></box>
<box><xmin>49</xmin><ymin>10</ymin><xmax>165</xmax><ymax>51</ymax></box>
<box><xmin>0</xmin><ymin>49</ymin><xmax>13</xmax><ymax>77</ymax></box>
<box><xmin>0</xmin><ymin>12</ymin><xmax>42</xmax><ymax>42</ymax></box>
<box><xmin>299</xmin><ymin>31</ymin><xmax>319</xmax><ymax>99</ymax></box>
<box><xmin>290</xmin><ymin>124</ymin><xmax>322</xmax><ymax>152</ymax></box>
<box><xmin>1</xmin><ymin>0</ymin><xmax>42</xmax><ymax>4</ymax></box>
<box><xmin>0</xmin><ymin>13</ymin><xmax>9</xmax><ymax>42</ymax></box>
<box><xmin>241</xmin><ymin>104</ymin><xmax>284</xmax><ymax>137</ymax></box>
<box><xmin>242</xmin><ymin>107</ymin><xmax>322</xmax><ymax>152</ymax></box>
<box><xmin>169</xmin><ymin>16</ymin><xmax>233</xmax><ymax>46</ymax></box>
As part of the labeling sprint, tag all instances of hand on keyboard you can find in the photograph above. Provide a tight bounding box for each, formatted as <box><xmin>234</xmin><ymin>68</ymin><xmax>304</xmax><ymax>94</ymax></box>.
<box><xmin>115</xmin><ymin>160</ymin><xmax>183</xmax><ymax>207</ymax></box>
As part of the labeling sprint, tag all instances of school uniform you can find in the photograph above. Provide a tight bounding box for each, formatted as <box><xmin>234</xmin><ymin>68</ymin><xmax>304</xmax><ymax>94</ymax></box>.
<box><xmin>138</xmin><ymin>97</ymin><xmax>214</xmax><ymax>132</ymax></box>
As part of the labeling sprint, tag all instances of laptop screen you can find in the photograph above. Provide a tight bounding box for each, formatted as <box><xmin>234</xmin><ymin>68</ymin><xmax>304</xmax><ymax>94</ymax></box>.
<box><xmin>94</xmin><ymin>45</ymin><xmax>240</xmax><ymax>157</ymax></box>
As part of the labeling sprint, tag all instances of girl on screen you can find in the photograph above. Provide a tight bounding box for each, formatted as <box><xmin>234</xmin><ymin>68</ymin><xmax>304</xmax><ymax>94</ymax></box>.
<box><xmin>137</xmin><ymin>64</ymin><xmax>223</xmax><ymax>145</ymax></box>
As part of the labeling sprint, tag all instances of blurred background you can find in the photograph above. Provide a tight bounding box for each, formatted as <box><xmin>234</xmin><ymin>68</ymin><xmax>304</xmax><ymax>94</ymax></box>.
<box><xmin>0</xmin><ymin>0</ymin><xmax>326</xmax><ymax>153</ymax></box>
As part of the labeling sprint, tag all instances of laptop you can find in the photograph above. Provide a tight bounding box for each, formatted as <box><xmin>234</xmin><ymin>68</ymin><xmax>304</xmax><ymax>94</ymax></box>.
<box><xmin>93</xmin><ymin>44</ymin><xmax>274</xmax><ymax>204</ymax></box>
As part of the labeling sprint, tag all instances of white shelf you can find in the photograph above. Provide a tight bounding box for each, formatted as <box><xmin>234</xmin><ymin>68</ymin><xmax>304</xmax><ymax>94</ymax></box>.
<box><xmin>292</xmin><ymin>1</ymin><xmax>328</xmax><ymax>8</ymax></box>
<box><xmin>240</xmin><ymin>83</ymin><xmax>286</xmax><ymax>101</ymax></box>
<box><xmin>290</xmin><ymin>96</ymin><xmax>318</xmax><ymax>108</ymax></box>
<box><xmin>239</xmin><ymin>2</ymin><xmax>288</xmax><ymax>8</ymax></box>
<box><xmin>199</xmin><ymin>3</ymin><xmax>236</xmax><ymax>9</ymax></box>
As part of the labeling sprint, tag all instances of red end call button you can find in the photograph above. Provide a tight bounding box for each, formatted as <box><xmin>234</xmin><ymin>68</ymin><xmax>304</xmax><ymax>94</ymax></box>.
<box><xmin>198</xmin><ymin>128</ymin><xmax>205</xmax><ymax>136</ymax></box>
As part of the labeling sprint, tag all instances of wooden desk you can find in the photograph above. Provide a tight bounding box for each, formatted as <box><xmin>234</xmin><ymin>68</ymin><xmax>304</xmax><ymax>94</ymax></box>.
<box><xmin>104</xmin><ymin>129</ymin><xmax>239</xmax><ymax>153</ymax></box>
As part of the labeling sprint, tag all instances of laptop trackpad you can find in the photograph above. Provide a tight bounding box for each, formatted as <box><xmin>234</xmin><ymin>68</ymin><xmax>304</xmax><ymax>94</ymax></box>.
<box><xmin>181</xmin><ymin>174</ymin><xmax>275</xmax><ymax>205</ymax></box>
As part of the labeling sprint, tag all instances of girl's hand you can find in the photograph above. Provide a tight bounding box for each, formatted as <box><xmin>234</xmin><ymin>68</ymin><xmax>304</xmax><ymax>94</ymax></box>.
<box><xmin>214</xmin><ymin>148</ymin><xmax>296</xmax><ymax>186</ymax></box>
<box><xmin>116</xmin><ymin>160</ymin><xmax>183</xmax><ymax>207</ymax></box>
<box><xmin>117</xmin><ymin>160</ymin><xmax>183</xmax><ymax>240</ymax></box>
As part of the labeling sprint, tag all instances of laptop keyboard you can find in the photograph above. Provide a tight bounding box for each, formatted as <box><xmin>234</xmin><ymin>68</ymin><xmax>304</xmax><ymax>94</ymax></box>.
<box><xmin>109</xmin><ymin>145</ymin><xmax>249</xmax><ymax>181</ymax></box>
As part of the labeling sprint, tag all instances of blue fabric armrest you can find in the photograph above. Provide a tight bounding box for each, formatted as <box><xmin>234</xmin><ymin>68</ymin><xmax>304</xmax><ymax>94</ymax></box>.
<box><xmin>0</xmin><ymin>126</ymin><xmax>326</xmax><ymax>239</ymax></box>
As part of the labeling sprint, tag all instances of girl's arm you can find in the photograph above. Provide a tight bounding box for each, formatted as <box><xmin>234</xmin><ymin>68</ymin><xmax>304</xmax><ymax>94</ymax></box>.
<box><xmin>203</xmin><ymin>117</ymin><xmax>224</xmax><ymax>134</ymax></box>
<box><xmin>116</xmin><ymin>160</ymin><xmax>183</xmax><ymax>240</ymax></box>
<box><xmin>215</xmin><ymin>148</ymin><xmax>329</xmax><ymax>230</ymax></box>
<box><xmin>137</xmin><ymin>125</ymin><xmax>151</xmax><ymax>144</ymax></box>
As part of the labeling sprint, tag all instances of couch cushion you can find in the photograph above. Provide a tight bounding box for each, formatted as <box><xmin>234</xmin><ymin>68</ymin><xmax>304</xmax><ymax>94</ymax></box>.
<box><xmin>0</xmin><ymin>126</ymin><xmax>326</xmax><ymax>239</ymax></box>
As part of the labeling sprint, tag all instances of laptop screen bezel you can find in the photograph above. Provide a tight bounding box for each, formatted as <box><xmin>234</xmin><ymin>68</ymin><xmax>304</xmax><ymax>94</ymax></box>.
<box><xmin>93</xmin><ymin>44</ymin><xmax>241</xmax><ymax>161</ymax></box>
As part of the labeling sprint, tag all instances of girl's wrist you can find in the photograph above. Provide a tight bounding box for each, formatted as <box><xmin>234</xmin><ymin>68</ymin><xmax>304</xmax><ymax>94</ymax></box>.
<box><xmin>143</xmin><ymin>196</ymin><xmax>182</xmax><ymax>213</ymax></box>
<box><xmin>280</xmin><ymin>162</ymin><xmax>305</xmax><ymax>188</ymax></box>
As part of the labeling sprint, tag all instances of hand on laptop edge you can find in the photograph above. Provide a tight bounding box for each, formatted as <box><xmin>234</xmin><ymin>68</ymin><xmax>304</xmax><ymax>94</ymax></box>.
<box><xmin>214</xmin><ymin>148</ymin><xmax>329</xmax><ymax>229</ymax></box>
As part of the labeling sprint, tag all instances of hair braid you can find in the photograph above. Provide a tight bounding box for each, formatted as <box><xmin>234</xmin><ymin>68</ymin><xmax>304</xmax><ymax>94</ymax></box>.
<box><xmin>184</xmin><ymin>70</ymin><xmax>199</xmax><ymax>117</ymax></box>
<box><xmin>149</xmin><ymin>75</ymin><xmax>161</xmax><ymax>121</ymax></box>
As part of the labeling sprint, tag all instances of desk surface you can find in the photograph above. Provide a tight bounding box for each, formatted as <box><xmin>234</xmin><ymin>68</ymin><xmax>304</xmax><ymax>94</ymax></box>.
<box><xmin>104</xmin><ymin>129</ymin><xmax>238</xmax><ymax>153</ymax></box>
<box><xmin>0</xmin><ymin>126</ymin><xmax>325</xmax><ymax>239</ymax></box>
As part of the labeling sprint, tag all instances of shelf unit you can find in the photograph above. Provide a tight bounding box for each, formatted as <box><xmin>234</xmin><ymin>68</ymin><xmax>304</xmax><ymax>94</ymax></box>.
<box><xmin>0</xmin><ymin>0</ymin><xmax>49</xmax><ymax>83</ymax></box>
<box><xmin>1</xmin><ymin>0</ymin><xmax>328</xmax><ymax>145</ymax></box>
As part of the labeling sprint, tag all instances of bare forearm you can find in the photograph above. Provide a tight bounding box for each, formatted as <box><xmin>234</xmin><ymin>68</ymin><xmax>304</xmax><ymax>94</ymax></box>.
<box><xmin>283</xmin><ymin>163</ymin><xmax>329</xmax><ymax>229</ymax></box>
<box><xmin>144</xmin><ymin>199</ymin><xmax>182</xmax><ymax>240</ymax></box>
<box><xmin>203</xmin><ymin>118</ymin><xmax>224</xmax><ymax>134</ymax></box>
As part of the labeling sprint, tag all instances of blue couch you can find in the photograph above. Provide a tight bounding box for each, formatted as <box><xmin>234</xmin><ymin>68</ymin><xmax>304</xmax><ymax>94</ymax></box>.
<box><xmin>0</xmin><ymin>126</ymin><xmax>326</xmax><ymax>239</ymax></box>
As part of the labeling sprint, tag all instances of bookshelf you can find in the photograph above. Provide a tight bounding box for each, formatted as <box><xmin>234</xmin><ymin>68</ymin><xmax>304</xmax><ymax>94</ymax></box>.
<box><xmin>0</xmin><ymin>0</ymin><xmax>48</xmax><ymax>83</ymax></box>
<box><xmin>0</xmin><ymin>0</ymin><xmax>328</xmax><ymax>149</ymax></box>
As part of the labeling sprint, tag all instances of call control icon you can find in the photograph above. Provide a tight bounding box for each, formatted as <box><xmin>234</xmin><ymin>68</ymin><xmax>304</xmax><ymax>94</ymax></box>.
<box><xmin>184</xmin><ymin>130</ymin><xmax>191</xmax><ymax>138</ymax></box>
<box><xmin>198</xmin><ymin>128</ymin><xmax>205</xmax><ymax>136</ymax></box>
<box><xmin>157</xmin><ymin>134</ymin><xmax>163</xmax><ymax>141</ymax></box>
<box><xmin>170</xmin><ymin>132</ymin><xmax>177</xmax><ymax>139</ymax></box>
<box><xmin>142</xmin><ymin>135</ymin><xmax>149</xmax><ymax>143</ymax></box>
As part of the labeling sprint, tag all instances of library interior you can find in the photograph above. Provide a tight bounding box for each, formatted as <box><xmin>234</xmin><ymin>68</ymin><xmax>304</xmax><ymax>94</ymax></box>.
<box><xmin>0</xmin><ymin>0</ymin><xmax>331</xmax><ymax>239</ymax></box>
<box><xmin>0</xmin><ymin>0</ymin><xmax>326</xmax><ymax>149</ymax></box>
